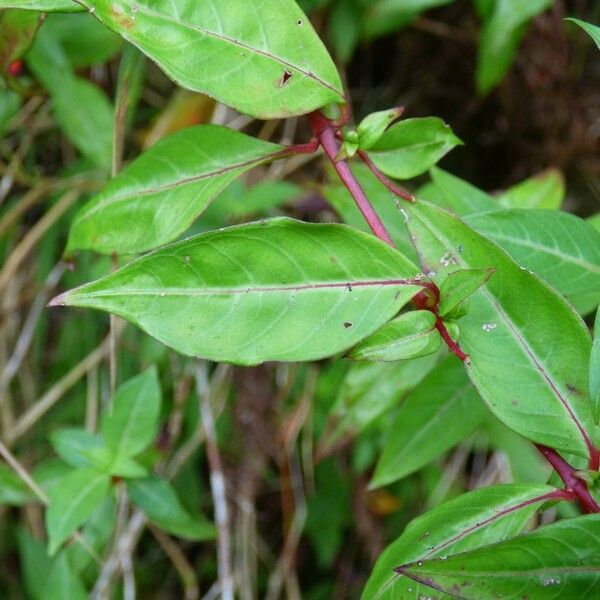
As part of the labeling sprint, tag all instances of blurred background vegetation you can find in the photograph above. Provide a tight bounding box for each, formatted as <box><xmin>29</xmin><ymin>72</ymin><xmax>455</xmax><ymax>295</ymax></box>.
<box><xmin>0</xmin><ymin>0</ymin><xmax>599</xmax><ymax>598</ymax></box>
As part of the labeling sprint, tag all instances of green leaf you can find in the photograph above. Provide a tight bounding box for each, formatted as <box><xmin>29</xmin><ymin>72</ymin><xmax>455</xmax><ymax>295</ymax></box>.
<box><xmin>476</xmin><ymin>0</ymin><xmax>553</xmax><ymax>94</ymax></box>
<box><xmin>362</xmin><ymin>483</ymin><xmax>559</xmax><ymax>600</ymax></box>
<box><xmin>465</xmin><ymin>209</ymin><xmax>600</xmax><ymax>315</ymax></box>
<box><xmin>46</xmin><ymin>468</ymin><xmax>111</xmax><ymax>555</ymax></box>
<box><xmin>323</xmin><ymin>352</ymin><xmax>440</xmax><ymax>449</ymax></box>
<box><xmin>438</xmin><ymin>268</ymin><xmax>495</xmax><ymax>317</ymax></box>
<box><xmin>0</xmin><ymin>0</ymin><xmax>83</xmax><ymax>11</ymax></box>
<box><xmin>26</xmin><ymin>28</ymin><xmax>113</xmax><ymax>171</ymax></box>
<box><xmin>45</xmin><ymin>552</ymin><xmax>88</xmax><ymax>600</ymax></box>
<box><xmin>368</xmin><ymin>117</ymin><xmax>462</xmax><ymax>179</ymax></box>
<box><xmin>370</xmin><ymin>356</ymin><xmax>486</xmax><ymax>487</ymax></box>
<box><xmin>101</xmin><ymin>367</ymin><xmax>161</xmax><ymax>460</ymax></box>
<box><xmin>357</xmin><ymin>107</ymin><xmax>403</xmax><ymax>150</ymax></box>
<box><xmin>397</xmin><ymin>514</ymin><xmax>600</xmax><ymax>599</ymax></box>
<box><xmin>589</xmin><ymin>212</ymin><xmax>600</xmax><ymax>233</ymax></box>
<box><xmin>67</xmin><ymin>125</ymin><xmax>283</xmax><ymax>255</ymax></box>
<box><xmin>0</xmin><ymin>463</ymin><xmax>36</xmax><ymax>505</ymax></box>
<box><xmin>78</xmin><ymin>0</ymin><xmax>344</xmax><ymax>119</ymax></box>
<box><xmin>428</xmin><ymin>166</ymin><xmax>496</xmax><ymax>215</ymax></box>
<box><xmin>404</xmin><ymin>200</ymin><xmax>598</xmax><ymax>457</ymax></box>
<box><xmin>497</xmin><ymin>168</ymin><xmax>565</xmax><ymax>210</ymax></box>
<box><xmin>127</xmin><ymin>476</ymin><xmax>215</xmax><ymax>541</ymax></box>
<box><xmin>49</xmin><ymin>428</ymin><xmax>104</xmax><ymax>468</ymax></box>
<box><xmin>17</xmin><ymin>530</ymin><xmax>54</xmax><ymax>600</ymax></box>
<box><xmin>592</xmin><ymin>307</ymin><xmax>600</xmax><ymax>422</ymax></box>
<box><xmin>0</xmin><ymin>8</ymin><xmax>42</xmax><ymax>72</ymax></box>
<box><xmin>51</xmin><ymin>219</ymin><xmax>422</xmax><ymax>365</ymax></box>
<box><xmin>348</xmin><ymin>310</ymin><xmax>441</xmax><ymax>361</ymax></box>
<box><xmin>567</xmin><ymin>18</ymin><xmax>600</xmax><ymax>49</ymax></box>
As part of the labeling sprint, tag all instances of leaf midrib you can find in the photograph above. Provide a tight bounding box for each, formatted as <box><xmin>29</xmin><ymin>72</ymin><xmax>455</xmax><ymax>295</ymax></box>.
<box><xmin>68</xmin><ymin>278</ymin><xmax>419</xmax><ymax>300</ymax></box>
<box><xmin>78</xmin><ymin>149</ymin><xmax>280</xmax><ymax>221</ymax></box>
<box><xmin>125</xmin><ymin>3</ymin><xmax>344</xmax><ymax>98</ymax></box>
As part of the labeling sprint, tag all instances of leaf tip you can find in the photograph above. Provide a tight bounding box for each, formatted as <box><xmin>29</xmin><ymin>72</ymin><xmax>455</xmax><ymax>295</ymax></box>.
<box><xmin>47</xmin><ymin>291</ymin><xmax>69</xmax><ymax>307</ymax></box>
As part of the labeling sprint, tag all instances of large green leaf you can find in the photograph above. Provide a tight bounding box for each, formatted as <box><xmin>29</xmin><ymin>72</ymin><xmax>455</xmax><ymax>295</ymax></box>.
<box><xmin>0</xmin><ymin>1</ymin><xmax>83</xmax><ymax>11</ymax></box>
<box><xmin>51</xmin><ymin>218</ymin><xmax>422</xmax><ymax>365</ymax></box>
<box><xmin>367</xmin><ymin>117</ymin><xmax>462</xmax><ymax>180</ymax></box>
<box><xmin>465</xmin><ymin>209</ymin><xmax>600</xmax><ymax>315</ymax></box>
<box><xmin>371</xmin><ymin>356</ymin><xmax>486</xmax><ymax>487</ymax></box>
<box><xmin>362</xmin><ymin>483</ymin><xmax>558</xmax><ymax>599</ymax></box>
<box><xmin>127</xmin><ymin>476</ymin><xmax>215</xmax><ymax>541</ymax></box>
<box><xmin>476</xmin><ymin>0</ymin><xmax>552</xmax><ymax>94</ymax></box>
<box><xmin>46</xmin><ymin>468</ymin><xmax>111</xmax><ymax>555</ymax></box>
<box><xmin>79</xmin><ymin>0</ymin><xmax>344</xmax><ymax>119</ymax></box>
<box><xmin>101</xmin><ymin>367</ymin><xmax>161</xmax><ymax>459</ymax></box>
<box><xmin>405</xmin><ymin>200</ymin><xmax>598</xmax><ymax>457</ymax></box>
<box><xmin>397</xmin><ymin>514</ymin><xmax>600</xmax><ymax>599</ymax></box>
<box><xmin>67</xmin><ymin>125</ymin><xmax>283</xmax><ymax>255</ymax></box>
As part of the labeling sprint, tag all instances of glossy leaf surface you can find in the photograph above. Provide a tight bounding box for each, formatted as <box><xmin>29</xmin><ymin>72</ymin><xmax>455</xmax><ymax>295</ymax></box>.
<box><xmin>101</xmin><ymin>367</ymin><xmax>161</xmax><ymax>459</ymax></box>
<box><xmin>438</xmin><ymin>267</ymin><xmax>494</xmax><ymax>317</ymax></box>
<box><xmin>362</xmin><ymin>483</ymin><xmax>558</xmax><ymax>599</ymax></box>
<box><xmin>127</xmin><ymin>476</ymin><xmax>216</xmax><ymax>541</ymax></box>
<box><xmin>79</xmin><ymin>0</ymin><xmax>344</xmax><ymax>119</ymax></box>
<box><xmin>368</xmin><ymin>117</ymin><xmax>462</xmax><ymax>180</ymax></box>
<box><xmin>405</xmin><ymin>200</ymin><xmax>597</xmax><ymax>457</ymax></box>
<box><xmin>67</xmin><ymin>125</ymin><xmax>282</xmax><ymax>255</ymax></box>
<box><xmin>398</xmin><ymin>514</ymin><xmax>600</xmax><ymax>599</ymax></box>
<box><xmin>348</xmin><ymin>310</ymin><xmax>441</xmax><ymax>361</ymax></box>
<box><xmin>46</xmin><ymin>468</ymin><xmax>111</xmax><ymax>555</ymax></box>
<box><xmin>371</xmin><ymin>356</ymin><xmax>486</xmax><ymax>487</ymax></box>
<box><xmin>53</xmin><ymin>219</ymin><xmax>422</xmax><ymax>365</ymax></box>
<box><xmin>466</xmin><ymin>209</ymin><xmax>600</xmax><ymax>315</ymax></box>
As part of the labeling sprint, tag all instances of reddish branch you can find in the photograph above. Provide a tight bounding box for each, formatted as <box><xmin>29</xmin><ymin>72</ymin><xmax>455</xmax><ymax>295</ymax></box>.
<box><xmin>535</xmin><ymin>444</ymin><xmax>600</xmax><ymax>513</ymax></box>
<box><xmin>308</xmin><ymin>110</ymin><xmax>395</xmax><ymax>247</ymax></box>
<box><xmin>357</xmin><ymin>150</ymin><xmax>414</xmax><ymax>202</ymax></box>
<box><xmin>412</xmin><ymin>286</ymin><xmax>469</xmax><ymax>363</ymax></box>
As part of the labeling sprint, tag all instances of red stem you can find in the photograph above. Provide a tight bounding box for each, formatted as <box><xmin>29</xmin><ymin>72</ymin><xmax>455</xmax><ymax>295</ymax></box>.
<box><xmin>308</xmin><ymin>111</ymin><xmax>395</xmax><ymax>247</ymax></box>
<box><xmin>357</xmin><ymin>150</ymin><xmax>415</xmax><ymax>202</ymax></box>
<box><xmin>535</xmin><ymin>444</ymin><xmax>600</xmax><ymax>513</ymax></box>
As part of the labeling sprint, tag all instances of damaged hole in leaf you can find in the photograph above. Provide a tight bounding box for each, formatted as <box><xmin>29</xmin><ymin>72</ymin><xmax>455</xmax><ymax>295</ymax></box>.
<box><xmin>344</xmin><ymin>322</ymin><xmax>353</xmax><ymax>328</ymax></box>
<box><xmin>279</xmin><ymin>70</ymin><xmax>293</xmax><ymax>86</ymax></box>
